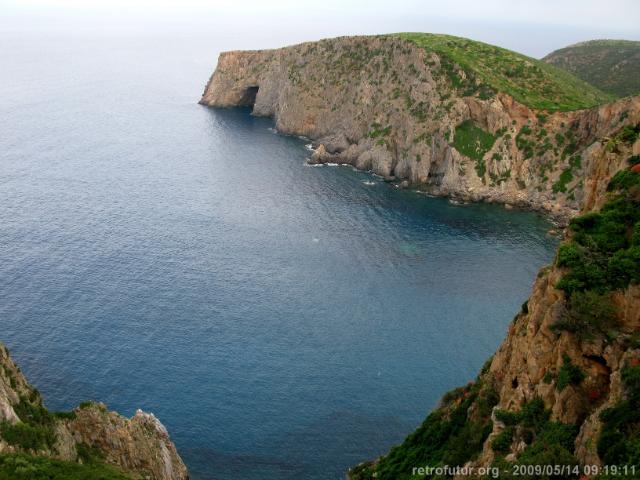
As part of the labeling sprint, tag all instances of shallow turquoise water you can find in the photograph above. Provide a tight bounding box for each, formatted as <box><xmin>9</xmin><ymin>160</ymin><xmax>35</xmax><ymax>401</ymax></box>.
<box><xmin>0</xmin><ymin>34</ymin><xmax>558</xmax><ymax>479</ymax></box>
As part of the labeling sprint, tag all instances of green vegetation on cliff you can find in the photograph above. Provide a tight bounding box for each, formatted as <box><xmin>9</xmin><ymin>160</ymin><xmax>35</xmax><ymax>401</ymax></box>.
<box><xmin>396</xmin><ymin>33</ymin><xmax>613</xmax><ymax>111</ymax></box>
<box><xmin>0</xmin><ymin>393</ymin><xmax>59</xmax><ymax>452</ymax></box>
<box><xmin>554</xmin><ymin>126</ymin><xmax>640</xmax><ymax>339</ymax></box>
<box><xmin>597</xmin><ymin>363</ymin><xmax>640</xmax><ymax>468</ymax></box>
<box><xmin>0</xmin><ymin>453</ymin><xmax>131</xmax><ymax>480</ymax></box>
<box><xmin>0</xmin><ymin>387</ymin><xmax>132</xmax><ymax>478</ymax></box>
<box><xmin>452</xmin><ymin>120</ymin><xmax>496</xmax><ymax>161</ymax></box>
<box><xmin>492</xmin><ymin>398</ymin><xmax>579</xmax><ymax>477</ymax></box>
<box><xmin>543</xmin><ymin>40</ymin><xmax>640</xmax><ymax>98</ymax></box>
<box><xmin>452</xmin><ymin>120</ymin><xmax>496</xmax><ymax>180</ymax></box>
<box><xmin>350</xmin><ymin>377</ymin><xmax>497</xmax><ymax>479</ymax></box>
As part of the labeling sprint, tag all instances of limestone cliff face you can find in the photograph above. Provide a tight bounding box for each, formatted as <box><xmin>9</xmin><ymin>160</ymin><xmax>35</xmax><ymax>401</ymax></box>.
<box><xmin>200</xmin><ymin>35</ymin><xmax>640</xmax><ymax>222</ymax></box>
<box><xmin>0</xmin><ymin>343</ymin><xmax>188</xmax><ymax>480</ymax></box>
<box><xmin>475</xmin><ymin>269</ymin><xmax>640</xmax><ymax>469</ymax></box>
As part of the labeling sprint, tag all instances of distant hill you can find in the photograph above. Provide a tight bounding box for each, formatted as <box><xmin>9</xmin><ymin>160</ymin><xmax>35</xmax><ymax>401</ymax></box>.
<box><xmin>543</xmin><ymin>39</ymin><xmax>640</xmax><ymax>98</ymax></box>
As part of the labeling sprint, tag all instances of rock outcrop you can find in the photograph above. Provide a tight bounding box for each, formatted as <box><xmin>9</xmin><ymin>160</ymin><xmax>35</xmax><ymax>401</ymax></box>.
<box><xmin>200</xmin><ymin>34</ymin><xmax>640</xmax><ymax>223</ymax></box>
<box><xmin>0</xmin><ymin>343</ymin><xmax>188</xmax><ymax>480</ymax></box>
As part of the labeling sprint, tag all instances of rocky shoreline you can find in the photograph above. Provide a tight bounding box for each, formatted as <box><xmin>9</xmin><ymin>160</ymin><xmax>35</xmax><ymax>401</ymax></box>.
<box><xmin>199</xmin><ymin>35</ymin><xmax>640</xmax><ymax>224</ymax></box>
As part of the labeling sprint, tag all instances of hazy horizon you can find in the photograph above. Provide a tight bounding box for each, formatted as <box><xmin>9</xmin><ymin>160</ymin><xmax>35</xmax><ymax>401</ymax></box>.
<box><xmin>1</xmin><ymin>0</ymin><xmax>639</xmax><ymax>58</ymax></box>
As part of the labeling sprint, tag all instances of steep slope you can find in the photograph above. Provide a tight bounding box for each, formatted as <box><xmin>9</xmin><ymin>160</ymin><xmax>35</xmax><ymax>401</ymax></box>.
<box><xmin>0</xmin><ymin>343</ymin><xmax>188</xmax><ymax>479</ymax></box>
<box><xmin>200</xmin><ymin>34</ymin><xmax>639</xmax><ymax>222</ymax></box>
<box><xmin>543</xmin><ymin>40</ymin><xmax>640</xmax><ymax>98</ymax></box>
<box><xmin>350</xmin><ymin>135</ymin><xmax>640</xmax><ymax>478</ymax></box>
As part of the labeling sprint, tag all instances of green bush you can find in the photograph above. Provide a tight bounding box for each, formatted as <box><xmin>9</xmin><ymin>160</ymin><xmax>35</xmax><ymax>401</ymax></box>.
<box><xmin>552</xmin><ymin>168</ymin><xmax>574</xmax><ymax>193</ymax></box>
<box><xmin>515</xmin><ymin>442</ymin><xmax>579</xmax><ymax>479</ymax></box>
<box><xmin>555</xmin><ymin>170</ymin><xmax>640</xmax><ymax>299</ymax></box>
<box><xmin>552</xmin><ymin>291</ymin><xmax>617</xmax><ymax>338</ymax></box>
<box><xmin>452</xmin><ymin>120</ymin><xmax>497</xmax><ymax>161</ymax></box>
<box><xmin>495</xmin><ymin>397</ymin><xmax>550</xmax><ymax>431</ymax></box>
<box><xmin>0</xmin><ymin>396</ymin><xmax>57</xmax><ymax>452</ymax></box>
<box><xmin>0</xmin><ymin>453</ymin><xmax>130</xmax><ymax>480</ymax></box>
<box><xmin>556</xmin><ymin>355</ymin><xmax>585</xmax><ymax>391</ymax></box>
<box><xmin>491</xmin><ymin>427</ymin><xmax>514</xmax><ymax>452</ymax></box>
<box><xmin>364</xmin><ymin>380</ymin><xmax>497</xmax><ymax>480</ymax></box>
<box><xmin>0</xmin><ymin>422</ymin><xmax>55</xmax><ymax>451</ymax></box>
<box><xmin>75</xmin><ymin>442</ymin><xmax>105</xmax><ymax>464</ymax></box>
<box><xmin>598</xmin><ymin>364</ymin><xmax>640</xmax><ymax>466</ymax></box>
<box><xmin>493</xmin><ymin>398</ymin><xmax>579</xmax><ymax>476</ymax></box>
<box><xmin>607</xmin><ymin>170</ymin><xmax>640</xmax><ymax>192</ymax></box>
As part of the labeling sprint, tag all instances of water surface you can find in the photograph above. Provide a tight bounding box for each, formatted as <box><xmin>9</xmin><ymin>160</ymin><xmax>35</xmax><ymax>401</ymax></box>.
<box><xmin>0</xmin><ymin>33</ymin><xmax>558</xmax><ymax>479</ymax></box>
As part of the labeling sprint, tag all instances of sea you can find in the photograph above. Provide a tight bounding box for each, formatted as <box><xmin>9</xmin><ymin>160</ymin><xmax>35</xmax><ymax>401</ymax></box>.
<box><xmin>0</xmin><ymin>32</ymin><xmax>558</xmax><ymax>479</ymax></box>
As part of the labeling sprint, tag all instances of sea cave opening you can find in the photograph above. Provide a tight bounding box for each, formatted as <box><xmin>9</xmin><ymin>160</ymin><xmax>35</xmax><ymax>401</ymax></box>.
<box><xmin>238</xmin><ymin>86</ymin><xmax>259</xmax><ymax>107</ymax></box>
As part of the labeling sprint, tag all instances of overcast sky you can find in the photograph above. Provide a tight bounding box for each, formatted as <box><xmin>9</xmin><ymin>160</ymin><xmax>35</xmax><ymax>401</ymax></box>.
<box><xmin>1</xmin><ymin>0</ymin><xmax>639</xmax><ymax>57</ymax></box>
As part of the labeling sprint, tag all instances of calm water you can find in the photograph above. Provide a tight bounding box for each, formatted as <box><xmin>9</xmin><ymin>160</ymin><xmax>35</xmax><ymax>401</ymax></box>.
<box><xmin>0</xmin><ymin>33</ymin><xmax>557</xmax><ymax>479</ymax></box>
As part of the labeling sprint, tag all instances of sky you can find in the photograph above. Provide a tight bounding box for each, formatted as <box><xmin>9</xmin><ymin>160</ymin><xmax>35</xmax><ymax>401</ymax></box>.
<box><xmin>1</xmin><ymin>0</ymin><xmax>639</xmax><ymax>57</ymax></box>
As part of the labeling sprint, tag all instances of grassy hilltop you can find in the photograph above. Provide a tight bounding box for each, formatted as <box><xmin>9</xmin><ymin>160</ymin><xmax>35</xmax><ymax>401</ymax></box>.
<box><xmin>396</xmin><ymin>33</ymin><xmax>614</xmax><ymax>111</ymax></box>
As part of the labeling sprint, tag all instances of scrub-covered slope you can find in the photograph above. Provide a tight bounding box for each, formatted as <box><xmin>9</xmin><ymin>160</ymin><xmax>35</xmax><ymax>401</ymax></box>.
<box><xmin>399</xmin><ymin>33</ymin><xmax>612</xmax><ymax>111</ymax></box>
<box><xmin>544</xmin><ymin>40</ymin><xmax>640</xmax><ymax>98</ymax></box>
<box><xmin>200</xmin><ymin>34</ymin><xmax>640</xmax><ymax>222</ymax></box>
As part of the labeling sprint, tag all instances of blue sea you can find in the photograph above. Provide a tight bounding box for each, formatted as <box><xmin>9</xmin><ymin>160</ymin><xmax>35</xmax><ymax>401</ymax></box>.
<box><xmin>0</xmin><ymin>33</ymin><xmax>557</xmax><ymax>479</ymax></box>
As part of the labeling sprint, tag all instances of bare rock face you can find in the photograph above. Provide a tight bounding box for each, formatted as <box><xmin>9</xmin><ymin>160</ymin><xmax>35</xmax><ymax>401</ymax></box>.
<box><xmin>0</xmin><ymin>343</ymin><xmax>188</xmax><ymax>480</ymax></box>
<box><xmin>200</xmin><ymin>35</ymin><xmax>640</xmax><ymax>223</ymax></box>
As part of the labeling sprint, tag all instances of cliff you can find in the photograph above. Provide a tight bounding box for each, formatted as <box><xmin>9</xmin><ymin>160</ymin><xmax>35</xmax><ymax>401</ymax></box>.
<box><xmin>200</xmin><ymin>34</ymin><xmax>640</xmax><ymax>223</ymax></box>
<box><xmin>200</xmin><ymin>34</ymin><xmax>640</xmax><ymax>478</ymax></box>
<box><xmin>350</xmin><ymin>138</ymin><xmax>640</xmax><ymax>477</ymax></box>
<box><xmin>0</xmin><ymin>343</ymin><xmax>188</xmax><ymax>479</ymax></box>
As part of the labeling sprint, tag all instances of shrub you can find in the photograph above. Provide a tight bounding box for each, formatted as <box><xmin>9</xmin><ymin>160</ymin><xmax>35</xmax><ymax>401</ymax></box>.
<box><xmin>552</xmin><ymin>291</ymin><xmax>617</xmax><ymax>338</ymax></box>
<box><xmin>598</xmin><ymin>364</ymin><xmax>640</xmax><ymax>466</ymax></box>
<box><xmin>491</xmin><ymin>427</ymin><xmax>514</xmax><ymax>452</ymax></box>
<box><xmin>552</xmin><ymin>168</ymin><xmax>573</xmax><ymax>193</ymax></box>
<box><xmin>0</xmin><ymin>396</ymin><xmax>57</xmax><ymax>451</ymax></box>
<box><xmin>555</xmin><ymin>172</ymin><xmax>640</xmax><ymax>298</ymax></box>
<box><xmin>515</xmin><ymin>442</ymin><xmax>579</xmax><ymax>478</ymax></box>
<box><xmin>493</xmin><ymin>399</ymin><xmax>579</xmax><ymax>475</ymax></box>
<box><xmin>0</xmin><ymin>453</ymin><xmax>130</xmax><ymax>480</ymax></box>
<box><xmin>453</xmin><ymin>120</ymin><xmax>497</xmax><ymax>161</ymax></box>
<box><xmin>0</xmin><ymin>422</ymin><xmax>56</xmax><ymax>451</ymax></box>
<box><xmin>607</xmin><ymin>170</ymin><xmax>640</xmax><ymax>192</ymax></box>
<box><xmin>370</xmin><ymin>381</ymin><xmax>496</xmax><ymax>480</ymax></box>
<box><xmin>556</xmin><ymin>355</ymin><xmax>585</xmax><ymax>391</ymax></box>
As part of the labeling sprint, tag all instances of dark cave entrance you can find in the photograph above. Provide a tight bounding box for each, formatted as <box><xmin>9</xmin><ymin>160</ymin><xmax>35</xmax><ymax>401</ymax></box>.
<box><xmin>238</xmin><ymin>86</ymin><xmax>259</xmax><ymax>107</ymax></box>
